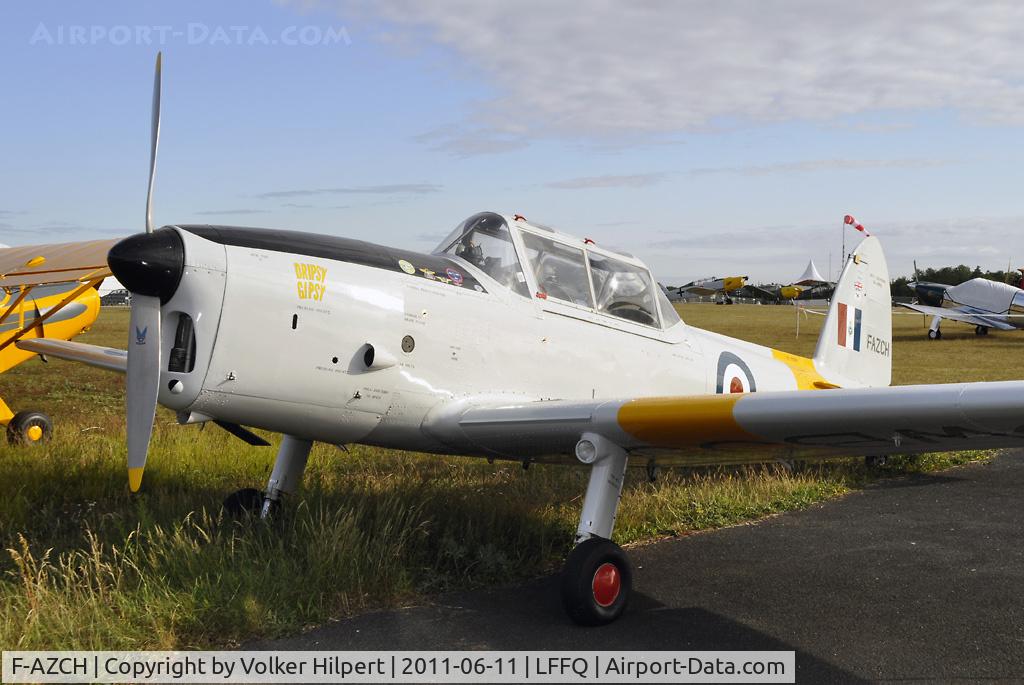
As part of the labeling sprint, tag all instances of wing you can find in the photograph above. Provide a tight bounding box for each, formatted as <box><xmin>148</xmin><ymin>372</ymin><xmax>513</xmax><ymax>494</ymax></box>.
<box><xmin>0</xmin><ymin>239</ymin><xmax>117</xmax><ymax>287</ymax></box>
<box><xmin>17</xmin><ymin>338</ymin><xmax>126</xmax><ymax>373</ymax></box>
<box><xmin>678</xmin><ymin>285</ymin><xmax>718</xmax><ymax>296</ymax></box>
<box><xmin>896</xmin><ymin>302</ymin><xmax>1016</xmax><ymax>331</ymax></box>
<box><xmin>423</xmin><ymin>382</ymin><xmax>1024</xmax><ymax>467</ymax></box>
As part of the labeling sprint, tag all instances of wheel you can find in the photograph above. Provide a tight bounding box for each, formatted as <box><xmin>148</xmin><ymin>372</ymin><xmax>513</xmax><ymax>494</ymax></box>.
<box><xmin>6</xmin><ymin>410</ymin><xmax>53</xmax><ymax>445</ymax></box>
<box><xmin>561</xmin><ymin>537</ymin><xmax>632</xmax><ymax>625</ymax></box>
<box><xmin>865</xmin><ymin>455</ymin><xmax>888</xmax><ymax>468</ymax></box>
<box><xmin>222</xmin><ymin>488</ymin><xmax>265</xmax><ymax>517</ymax></box>
<box><xmin>927</xmin><ymin>328</ymin><xmax>941</xmax><ymax>340</ymax></box>
<box><xmin>975</xmin><ymin>325</ymin><xmax>985</xmax><ymax>336</ymax></box>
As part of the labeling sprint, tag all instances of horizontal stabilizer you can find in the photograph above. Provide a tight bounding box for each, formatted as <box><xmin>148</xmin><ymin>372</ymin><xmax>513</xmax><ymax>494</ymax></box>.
<box><xmin>17</xmin><ymin>338</ymin><xmax>127</xmax><ymax>373</ymax></box>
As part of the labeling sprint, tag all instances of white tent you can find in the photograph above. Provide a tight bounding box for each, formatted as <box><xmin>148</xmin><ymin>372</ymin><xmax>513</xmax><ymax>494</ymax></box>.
<box><xmin>794</xmin><ymin>260</ymin><xmax>827</xmax><ymax>285</ymax></box>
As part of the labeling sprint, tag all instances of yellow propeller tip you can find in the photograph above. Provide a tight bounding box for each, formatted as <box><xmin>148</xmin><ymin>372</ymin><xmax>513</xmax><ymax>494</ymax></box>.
<box><xmin>128</xmin><ymin>467</ymin><xmax>145</xmax><ymax>492</ymax></box>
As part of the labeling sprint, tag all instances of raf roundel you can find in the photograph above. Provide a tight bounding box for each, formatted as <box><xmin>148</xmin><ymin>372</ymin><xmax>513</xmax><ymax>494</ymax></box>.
<box><xmin>445</xmin><ymin>267</ymin><xmax>464</xmax><ymax>286</ymax></box>
<box><xmin>716</xmin><ymin>351</ymin><xmax>756</xmax><ymax>394</ymax></box>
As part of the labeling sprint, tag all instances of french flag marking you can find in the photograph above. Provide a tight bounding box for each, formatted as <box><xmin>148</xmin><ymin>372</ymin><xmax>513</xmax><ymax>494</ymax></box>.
<box><xmin>837</xmin><ymin>303</ymin><xmax>862</xmax><ymax>351</ymax></box>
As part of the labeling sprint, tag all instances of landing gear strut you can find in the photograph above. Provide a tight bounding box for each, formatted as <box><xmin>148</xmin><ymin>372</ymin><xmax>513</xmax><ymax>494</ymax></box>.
<box><xmin>223</xmin><ymin>434</ymin><xmax>312</xmax><ymax>517</ymax></box>
<box><xmin>927</xmin><ymin>316</ymin><xmax>942</xmax><ymax>340</ymax></box>
<box><xmin>562</xmin><ymin>433</ymin><xmax>632</xmax><ymax>625</ymax></box>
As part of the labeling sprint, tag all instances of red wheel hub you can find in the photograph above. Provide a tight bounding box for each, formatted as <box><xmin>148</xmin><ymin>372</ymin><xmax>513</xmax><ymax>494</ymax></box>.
<box><xmin>592</xmin><ymin>562</ymin><xmax>621</xmax><ymax>607</ymax></box>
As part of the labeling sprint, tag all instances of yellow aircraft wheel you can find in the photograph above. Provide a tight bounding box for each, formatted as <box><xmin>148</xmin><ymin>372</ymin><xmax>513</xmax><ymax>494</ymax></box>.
<box><xmin>6</xmin><ymin>411</ymin><xmax>54</xmax><ymax>446</ymax></box>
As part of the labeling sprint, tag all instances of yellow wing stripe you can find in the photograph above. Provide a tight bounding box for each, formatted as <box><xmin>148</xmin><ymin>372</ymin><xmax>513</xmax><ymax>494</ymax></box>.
<box><xmin>771</xmin><ymin>349</ymin><xmax>835</xmax><ymax>390</ymax></box>
<box><xmin>617</xmin><ymin>395</ymin><xmax>755</xmax><ymax>446</ymax></box>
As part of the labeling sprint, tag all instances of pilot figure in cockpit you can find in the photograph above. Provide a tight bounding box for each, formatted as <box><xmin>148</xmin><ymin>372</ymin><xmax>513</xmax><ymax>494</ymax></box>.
<box><xmin>456</xmin><ymin>233</ymin><xmax>485</xmax><ymax>267</ymax></box>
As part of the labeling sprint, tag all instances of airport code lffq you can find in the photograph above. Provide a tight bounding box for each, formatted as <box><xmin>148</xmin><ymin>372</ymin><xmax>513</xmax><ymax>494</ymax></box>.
<box><xmin>2</xmin><ymin>650</ymin><xmax>795</xmax><ymax>683</ymax></box>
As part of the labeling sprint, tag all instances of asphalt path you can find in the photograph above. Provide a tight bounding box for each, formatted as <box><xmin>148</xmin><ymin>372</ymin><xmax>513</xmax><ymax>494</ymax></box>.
<box><xmin>251</xmin><ymin>452</ymin><xmax>1024</xmax><ymax>682</ymax></box>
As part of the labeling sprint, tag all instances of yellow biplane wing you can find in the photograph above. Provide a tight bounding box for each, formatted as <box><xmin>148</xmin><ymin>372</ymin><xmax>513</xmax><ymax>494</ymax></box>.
<box><xmin>0</xmin><ymin>239</ymin><xmax>116</xmax><ymax>288</ymax></box>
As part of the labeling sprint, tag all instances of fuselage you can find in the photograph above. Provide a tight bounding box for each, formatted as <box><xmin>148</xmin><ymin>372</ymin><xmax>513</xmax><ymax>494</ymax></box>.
<box><xmin>148</xmin><ymin>214</ymin><xmax>832</xmax><ymax>459</ymax></box>
<box><xmin>940</xmin><ymin>278</ymin><xmax>1024</xmax><ymax>324</ymax></box>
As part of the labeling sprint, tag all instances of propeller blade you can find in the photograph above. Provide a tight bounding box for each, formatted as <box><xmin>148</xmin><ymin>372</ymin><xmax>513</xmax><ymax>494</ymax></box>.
<box><xmin>145</xmin><ymin>52</ymin><xmax>162</xmax><ymax>234</ymax></box>
<box><xmin>126</xmin><ymin>294</ymin><xmax>161</xmax><ymax>491</ymax></box>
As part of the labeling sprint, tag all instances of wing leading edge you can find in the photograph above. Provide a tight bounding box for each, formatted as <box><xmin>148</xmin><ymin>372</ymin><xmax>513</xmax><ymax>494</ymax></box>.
<box><xmin>423</xmin><ymin>382</ymin><xmax>1024</xmax><ymax>466</ymax></box>
<box><xmin>897</xmin><ymin>302</ymin><xmax>1016</xmax><ymax>331</ymax></box>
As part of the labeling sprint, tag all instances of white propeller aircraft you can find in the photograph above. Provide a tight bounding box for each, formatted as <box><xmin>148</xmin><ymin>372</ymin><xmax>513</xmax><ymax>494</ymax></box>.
<box><xmin>899</xmin><ymin>277</ymin><xmax>1024</xmax><ymax>339</ymax></box>
<box><xmin>14</xmin><ymin>55</ymin><xmax>1024</xmax><ymax>625</ymax></box>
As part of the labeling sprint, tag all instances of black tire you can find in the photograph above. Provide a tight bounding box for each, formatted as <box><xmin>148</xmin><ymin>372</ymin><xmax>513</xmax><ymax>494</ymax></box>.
<box><xmin>6</xmin><ymin>410</ymin><xmax>53</xmax><ymax>445</ymax></box>
<box><xmin>927</xmin><ymin>328</ymin><xmax>941</xmax><ymax>340</ymax></box>
<box><xmin>222</xmin><ymin>488</ymin><xmax>265</xmax><ymax>517</ymax></box>
<box><xmin>561</xmin><ymin>537</ymin><xmax>632</xmax><ymax>626</ymax></box>
<box><xmin>865</xmin><ymin>455</ymin><xmax>888</xmax><ymax>468</ymax></box>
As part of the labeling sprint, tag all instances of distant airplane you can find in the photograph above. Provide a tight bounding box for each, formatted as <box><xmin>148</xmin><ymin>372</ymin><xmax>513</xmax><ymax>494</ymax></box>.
<box><xmin>899</xmin><ymin>277</ymin><xmax>1024</xmax><ymax>338</ymax></box>
<box><xmin>671</xmin><ymin>275</ymin><xmax>747</xmax><ymax>303</ymax></box>
<box><xmin>0</xmin><ymin>240</ymin><xmax>116</xmax><ymax>442</ymax></box>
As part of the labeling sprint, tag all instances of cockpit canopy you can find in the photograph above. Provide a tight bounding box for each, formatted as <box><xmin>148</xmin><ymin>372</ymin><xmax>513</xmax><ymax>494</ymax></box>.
<box><xmin>435</xmin><ymin>212</ymin><xmax>530</xmax><ymax>297</ymax></box>
<box><xmin>435</xmin><ymin>212</ymin><xmax>681</xmax><ymax>330</ymax></box>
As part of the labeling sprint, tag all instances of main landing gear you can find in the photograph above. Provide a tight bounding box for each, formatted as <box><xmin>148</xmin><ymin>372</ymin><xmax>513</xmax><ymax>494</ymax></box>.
<box><xmin>4</xmin><ymin>410</ymin><xmax>54</xmax><ymax>445</ymax></box>
<box><xmin>223</xmin><ymin>434</ymin><xmax>312</xmax><ymax>517</ymax></box>
<box><xmin>927</xmin><ymin>315</ymin><xmax>942</xmax><ymax>340</ymax></box>
<box><xmin>562</xmin><ymin>432</ymin><xmax>633</xmax><ymax>625</ymax></box>
<box><xmin>974</xmin><ymin>325</ymin><xmax>989</xmax><ymax>336</ymax></box>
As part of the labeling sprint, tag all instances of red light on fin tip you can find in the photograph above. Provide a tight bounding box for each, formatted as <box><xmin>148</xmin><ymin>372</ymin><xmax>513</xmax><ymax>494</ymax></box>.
<box><xmin>536</xmin><ymin>291</ymin><xmax>547</xmax><ymax>299</ymax></box>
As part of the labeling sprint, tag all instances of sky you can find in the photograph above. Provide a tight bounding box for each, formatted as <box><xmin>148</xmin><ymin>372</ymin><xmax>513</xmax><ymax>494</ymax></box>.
<box><xmin>2</xmin><ymin>0</ymin><xmax>1024</xmax><ymax>287</ymax></box>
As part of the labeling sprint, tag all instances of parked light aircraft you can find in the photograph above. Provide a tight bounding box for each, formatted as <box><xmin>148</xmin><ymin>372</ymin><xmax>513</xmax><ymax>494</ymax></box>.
<box><xmin>14</xmin><ymin>55</ymin><xmax>1024</xmax><ymax>625</ymax></box>
<box><xmin>899</xmin><ymin>276</ymin><xmax>1024</xmax><ymax>339</ymax></box>
<box><xmin>671</xmin><ymin>275</ymin><xmax>748</xmax><ymax>303</ymax></box>
<box><xmin>0</xmin><ymin>241</ymin><xmax>115</xmax><ymax>443</ymax></box>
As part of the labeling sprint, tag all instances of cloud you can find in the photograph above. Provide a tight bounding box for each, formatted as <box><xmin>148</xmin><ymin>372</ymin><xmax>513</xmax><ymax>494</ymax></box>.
<box><xmin>195</xmin><ymin>209</ymin><xmax>271</xmax><ymax>216</ymax></box>
<box><xmin>255</xmin><ymin>183</ymin><xmax>443</xmax><ymax>199</ymax></box>
<box><xmin>688</xmin><ymin>158</ymin><xmax>956</xmax><ymax>177</ymax></box>
<box><xmin>318</xmin><ymin>0</ymin><xmax>1024</xmax><ymax>141</ymax></box>
<box><xmin>644</xmin><ymin>214</ymin><xmax>1024</xmax><ymax>281</ymax></box>
<box><xmin>545</xmin><ymin>173</ymin><xmax>666</xmax><ymax>190</ymax></box>
<box><xmin>414</xmin><ymin>125</ymin><xmax>529</xmax><ymax>156</ymax></box>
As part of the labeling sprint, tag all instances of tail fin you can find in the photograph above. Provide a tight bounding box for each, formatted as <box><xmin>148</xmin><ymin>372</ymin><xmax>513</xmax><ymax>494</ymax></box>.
<box><xmin>813</xmin><ymin>237</ymin><xmax>891</xmax><ymax>388</ymax></box>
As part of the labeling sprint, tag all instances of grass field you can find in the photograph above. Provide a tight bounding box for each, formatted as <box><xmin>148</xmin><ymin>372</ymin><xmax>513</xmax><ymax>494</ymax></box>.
<box><xmin>0</xmin><ymin>304</ymin><xmax>1017</xmax><ymax>649</ymax></box>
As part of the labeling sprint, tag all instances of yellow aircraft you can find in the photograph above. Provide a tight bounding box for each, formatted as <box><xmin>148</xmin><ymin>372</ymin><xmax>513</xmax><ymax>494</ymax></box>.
<box><xmin>0</xmin><ymin>239</ymin><xmax>116</xmax><ymax>443</ymax></box>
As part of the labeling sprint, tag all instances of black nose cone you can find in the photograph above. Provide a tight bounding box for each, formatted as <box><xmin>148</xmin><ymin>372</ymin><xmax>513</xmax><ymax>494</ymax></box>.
<box><xmin>108</xmin><ymin>227</ymin><xmax>185</xmax><ymax>304</ymax></box>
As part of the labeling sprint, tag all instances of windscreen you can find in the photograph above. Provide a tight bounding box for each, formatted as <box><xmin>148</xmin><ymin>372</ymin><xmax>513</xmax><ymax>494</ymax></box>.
<box><xmin>588</xmin><ymin>252</ymin><xmax>660</xmax><ymax>327</ymax></box>
<box><xmin>436</xmin><ymin>213</ymin><xmax>529</xmax><ymax>296</ymax></box>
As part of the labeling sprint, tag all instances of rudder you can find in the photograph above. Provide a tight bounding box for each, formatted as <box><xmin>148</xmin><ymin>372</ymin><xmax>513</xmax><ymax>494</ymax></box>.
<box><xmin>813</xmin><ymin>237</ymin><xmax>892</xmax><ymax>388</ymax></box>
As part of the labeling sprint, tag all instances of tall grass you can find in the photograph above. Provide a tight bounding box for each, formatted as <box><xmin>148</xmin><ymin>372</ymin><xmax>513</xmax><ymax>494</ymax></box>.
<box><xmin>0</xmin><ymin>419</ymin><xmax>989</xmax><ymax>649</ymax></box>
